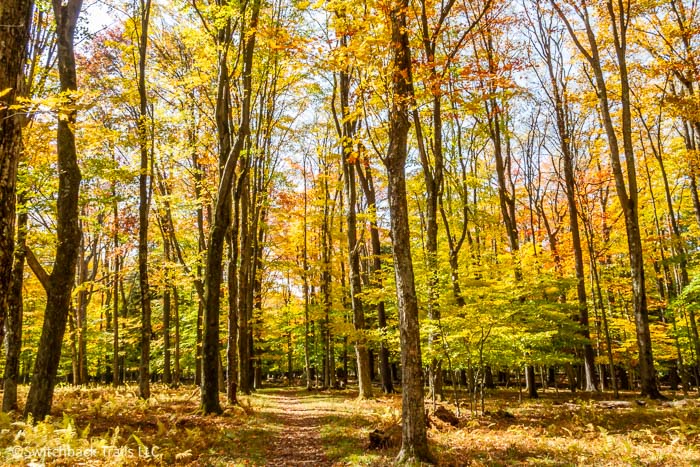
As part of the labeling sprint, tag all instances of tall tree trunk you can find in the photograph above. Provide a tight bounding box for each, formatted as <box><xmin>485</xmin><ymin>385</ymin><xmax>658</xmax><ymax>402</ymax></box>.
<box><xmin>3</xmin><ymin>206</ymin><xmax>27</xmax><ymax>411</ymax></box>
<box><xmin>24</xmin><ymin>0</ymin><xmax>83</xmax><ymax>421</ymax></box>
<box><xmin>320</xmin><ymin>186</ymin><xmax>331</xmax><ymax>390</ymax></box>
<box><xmin>357</xmin><ymin>164</ymin><xmax>393</xmax><ymax>393</ymax></box>
<box><xmin>162</xmin><ymin>234</ymin><xmax>171</xmax><ymax>384</ymax></box>
<box><xmin>201</xmin><ymin>0</ymin><xmax>260</xmax><ymax>413</ymax></box>
<box><xmin>238</xmin><ymin>172</ymin><xmax>252</xmax><ymax>394</ymax></box>
<box><xmin>136</xmin><ymin>0</ymin><xmax>153</xmax><ymax>400</ymax></box>
<box><xmin>0</xmin><ymin>0</ymin><xmax>34</xmax><ymax>348</ymax></box>
<box><xmin>75</xmin><ymin>224</ymin><xmax>99</xmax><ymax>385</ymax></box>
<box><xmin>553</xmin><ymin>0</ymin><xmax>663</xmax><ymax>399</ymax></box>
<box><xmin>75</xmin><ymin>233</ymin><xmax>87</xmax><ymax>385</ymax></box>
<box><xmin>529</xmin><ymin>7</ymin><xmax>597</xmax><ymax>391</ymax></box>
<box><xmin>112</xmin><ymin>183</ymin><xmax>120</xmax><ymax>387</ymax></box>
<box><xmin>335</xmin><ymin>53</ymin><xmax>372</xmax><ymax>398</ymax></box>
<box><xmin>173</xmin><ymin>285</ymin><xmax>180</xmax><ymax>385</ymax></box>
<box><xmin>193</xmin><ymin>149</ymin><xmax>205</xmax><ymax>387</ymax></box>
<box><xmin>227</xmin><ymin>212</ymin><xmax>239</xmax><ymax>404</ymax></box>
<box><xmin>385</xmin><ymin>0</ymin><xmax>433</xmax><ymax>462</ymax></box>
<box><xmin>302</xmin><ymin>156</ymin><xmax>312</xmax><ymax>390</ymax></box>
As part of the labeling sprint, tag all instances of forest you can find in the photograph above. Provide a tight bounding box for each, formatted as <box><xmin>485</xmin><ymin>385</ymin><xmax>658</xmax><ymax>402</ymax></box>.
<box><xmin>1</xmin><ymin>0</ymin><xmax>700</xmax><ymax>464</ymax></box>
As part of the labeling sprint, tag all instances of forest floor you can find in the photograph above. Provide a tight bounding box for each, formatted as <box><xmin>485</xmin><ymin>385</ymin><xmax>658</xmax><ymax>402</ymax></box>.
<box><xmin>0</xmin><ymin>383</ymin><xmax>698</xmax><ymax>466</ymax></box>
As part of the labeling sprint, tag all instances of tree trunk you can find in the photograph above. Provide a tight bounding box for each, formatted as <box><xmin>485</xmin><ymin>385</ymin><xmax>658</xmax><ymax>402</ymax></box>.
<box><xmin>227</xmin><ymin>216</ymin><xmax>239</xmax><ymax>404</ymax></box>
<box><xmin>173</xmin><ymin>285</ymin><xmax>180</xmax><ymax>385</ymax></box>
<box><xmin>201</xmin><ymin>0</ymin><xmax>260</xmax><ymax>413</ymax></box>
<box><xmin>24</xmin><ymin>0</ymin><xmax>83</xmax><ymax>422</ymax></box>
<box><xmin>136</xmin><ymin>0</ymin><xmax>153</xmax><ymax>401</ymax></box>
<box><xmin>3</xmin><ymin>207</ymin><xmax>27</xmax><ymax>412</ymax></box>
<box><xmin>0</xmin><ymin>0</ymin><xmax>34</xmax><ymax>349</ymax></box>
<box><xmin>553</xmin><ymin>0</ymin><xmax>662</xmax><ymax>399</ymax></box>
<box><xmin>385</xmin><ymin>0</ymin><xmax>433</xmax><ymax>462</ymax></box>
<box><xmin>336</xmin><ymin>58</ymin><xmax>372</xmax><ymax>399</ymax></box>
<box><xmin>238</xmin><ymin>172</ymin><xmax>252</xmax><ymax>395</ymax></box>
<box><xmin>526</xmin><ymin>365</ymin><xmax>538</xmax><ymax>399</ymax></box>
<box><xmin>302</xmin><ymin>156</ymin><xmax>312</xmax><ymax>390</ymax></box>
<box><xmin>194</xmin><ymin>149</ymin><xmax>205</xmax><ymax>387</ymax></box>
<box><xmin>162</xmin><ymin>236</ymin><xmax>171</xmax><ymax>385</ymax></box>
<box><xmin>357</xmin><ymin>164</ymin><xmax>393</xmax><ymax>394</ymax></box>
<box><xmin>112</xmin><ymin>191</ymin><xmax>120</xmax><ymax>386</ymax></box>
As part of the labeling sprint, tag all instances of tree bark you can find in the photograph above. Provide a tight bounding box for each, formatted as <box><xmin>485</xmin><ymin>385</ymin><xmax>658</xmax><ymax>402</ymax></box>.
<box><xmin>201</xmin><ymin>0</ymin><xmax>260</xmax><ymax>413</ymax></box>
<box><xmin>335</xmin><ymin>49</ymin><xmax>372</xmax><ymax>398</ymax></box>
<box><xmin>163</xmin><ymin>235</ymin><xmax>172</xmax><ymax>384</ymax></box>
<box><xmin>0</xmin><ymin>0</ymin><xmax>34</xmax><ymax>348</ymax></box>
<box><xmin>112</xmin><ymin>180</ymin><xmax>120</xmax><ymax>387</ymax></box>
<box><xmin>136</xmin><ymin>0</ymin><xmax>153</xmax><ymax>400</ymax></box>
<box><xmin>302</xmin><ymin>156</ymin><xmax>312</xmax><ymax>390</ymax></box>
<box><xmin>3</xmin><ymin>206</ymin><xmax>27</xmax><ymax>411</ymax></box>
<box><xmin>385</xmin><ymin>0</ymin><xmax>434</xmax><ymax>462</ymax></box>
<box><xmin>24</xmin><ymin>0</ymin><xmax>83</xmax><ymax>421</ymax></box>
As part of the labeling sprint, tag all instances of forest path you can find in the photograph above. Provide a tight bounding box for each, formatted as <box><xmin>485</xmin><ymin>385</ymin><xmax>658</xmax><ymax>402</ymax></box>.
<box><xmin>256</xmin><ymin>389</ymin><xmax>334</xmax><ymax>466</ymax></box>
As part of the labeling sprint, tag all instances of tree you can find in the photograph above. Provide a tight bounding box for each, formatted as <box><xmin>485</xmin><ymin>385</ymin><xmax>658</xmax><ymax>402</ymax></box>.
<box><xmin>552</xmin><ymin>0</ymin><xmax>663</xmax><ymax>398</ymax></box>
<box><xmin>412</xmin><ymin>0</ymin><xmax>490</xmax><ymax>403</ymax></box>
<box><xmin>134</xmin><ymin>0</ymin><xmax>153</xmax><ymax>401</ymax></box>
<box><xmin>200</xmin><ymin>0</ymin><xmax>261</xmax><ymax>412</ymax></box>
<box><xmin>525</xmin><ymin>0</ymin><xmax>597</xmax><ymax>392</ymax></box>
<box><xmin>332</xmin><ymin>12</ymin><xmax>372</xmax><ymax>398</ymax></box>
<box><xmin>384</xmin><ymin>0</ymin><xmax>433</xmax><ymax>462</ymax></box>
<box><xmin>0</xmin><ymin>0</ymin><xmax>34</xmax><ymax>351</ymax></box>
<box><xmin>24</xmin><ymin>0</ymin><xmax>83</xmax><ymax>421</ymax></box>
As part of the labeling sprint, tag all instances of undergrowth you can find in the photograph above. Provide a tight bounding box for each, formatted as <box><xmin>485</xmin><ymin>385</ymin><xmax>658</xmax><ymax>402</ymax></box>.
<box><xmin>0</xmin><ymin>385</ymin><xmax>697</xmax><ymax>466</ymax></box>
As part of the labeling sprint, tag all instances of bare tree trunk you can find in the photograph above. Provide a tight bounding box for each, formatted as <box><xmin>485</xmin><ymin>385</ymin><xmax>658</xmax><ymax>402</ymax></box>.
<box><xmin>24</xmin><ymin>0</ymin><xmax>83</xmax><ymax>421</ymax></box>
<box><xmin>3</xmin><ymin>206</ymin><xmax>28</xmax><ymax>411</ymax></box>
<box><xmin>136</xmin><ymin>0</ymin><xmax>153</xmax><ymax>400</ymax></box>
<box><xmin>386</xmin><ymin>0</ymin><xmax>433</xmax><ymax>462</ymax></box>
<box><xmin>162</xmin><ymin>235</ymin><xmax>172</xmax><ymax>384</ymax></box>
<box><xmin>0</xmin><ymin>0</ymin><xmax>34</xmax><ymax>349</ymax></box>
<box><xmin>193</xmin><ymin>148</ymin><xmax>205</xmax><ymax>387</ymax></box>
<box><xmin>112</xmin><ymin>188</ymin><xmax>120</xmax><ymax>386</ymax></box>
<box><xmin>227</xmin><ymin>214</ymin><xmax>239</xmax><ymax>403</ymax></box>
<box><xmin>173</xmin><ymin>285</ymin><xmax>180</xmax><ymax>385</ymax></box>
<box><xmin>302</xmin><ymin>156</ymin><xmax>312</xmax><ymax>390</ymax></box>
<box><xmin>238</xmin><ymin>171</ymin><xmax>252</xmax><ymax>394</ymax></box>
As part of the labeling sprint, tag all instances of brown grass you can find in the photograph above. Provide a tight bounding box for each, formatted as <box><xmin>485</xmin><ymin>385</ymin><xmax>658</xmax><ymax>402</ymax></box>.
<box><xmin>0</xmin><ymin>384</ymin><xmax>697</xmax><ymax>466</ymax></box>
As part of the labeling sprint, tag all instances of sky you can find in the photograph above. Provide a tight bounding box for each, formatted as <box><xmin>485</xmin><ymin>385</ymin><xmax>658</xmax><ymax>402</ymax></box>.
<box><xmin>82</xmin><ymin>0</ymin><xmax>120</xmax><ymax>34</ymax></box>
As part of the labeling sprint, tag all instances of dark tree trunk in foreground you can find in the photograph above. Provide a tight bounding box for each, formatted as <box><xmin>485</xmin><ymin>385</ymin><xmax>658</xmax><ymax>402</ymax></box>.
<box><xmin>0</xmin><ymin>0</ymin><xmax>34</xmax><ymax>348</ymax></box>
<box><xmin>136</xmin><ymin>0</ymin><xmax>153</xmax><ymax>401</ymax></box>
<box><xmin>24</xmin><ymin>0</ymin><xmax>83</xmax><ymax>422</ymax></box>
<box><xmin>385</xmin><ymin>0</ymin><xmax>433</xmax><ymax>462</ymax></box>
<box><xmin>201</xmin><ymin>0</ymin><xmax>260</xmax><ymax>413</ymax></box>
<box><xmin>3</xmin><ymin>207</ymin><xmax>27</xmax><ymax>412</ymax></box>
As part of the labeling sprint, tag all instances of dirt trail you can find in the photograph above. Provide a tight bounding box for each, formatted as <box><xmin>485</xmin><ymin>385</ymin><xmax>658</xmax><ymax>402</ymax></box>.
<box><xmin>260</xmin><ymin>390</ymin><xmax>333</xmax><ymax>466</ymax></box>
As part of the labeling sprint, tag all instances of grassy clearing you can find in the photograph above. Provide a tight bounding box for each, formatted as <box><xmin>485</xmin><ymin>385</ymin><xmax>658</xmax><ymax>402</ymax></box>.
<box><xmin>0</xmin><ymin>385</ymin><xmax>697</xmax><ymax>465</ymax></box>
